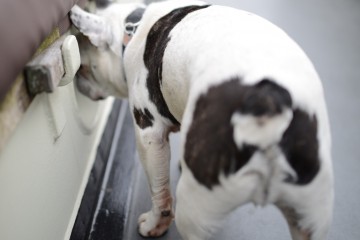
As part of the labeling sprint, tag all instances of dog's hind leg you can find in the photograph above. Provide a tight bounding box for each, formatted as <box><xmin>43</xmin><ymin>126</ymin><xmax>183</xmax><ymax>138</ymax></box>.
<box><xmin>280</xmin><ymin>206</ymin><xmax>313</xmax><ymax>240</ymax></box>
<box><xmin>133</xmin><ymin>120</ymin><xmax>174</xmax><ymax>237</ymax></box>
<box><xmin>277</xmin><ymin>169</ymin><xmax>334</xmax><ymax>240</ymax></box>
<box><xmin>175</xmin><ymin>161</ymin><xmax>260</xmax><ymax>240</ymax></box>
<box><xmin>175</xmin><ymin>170</ymin><xmax>226</xmax><ymax>240</ymax></box>
<box><xmin>278</xmin><ymin>199</ymin><xmax>332</xmax><ymax>240</ymax></box>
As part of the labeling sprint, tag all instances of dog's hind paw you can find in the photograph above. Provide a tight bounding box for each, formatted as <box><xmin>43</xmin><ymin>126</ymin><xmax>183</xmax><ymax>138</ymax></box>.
<box><xmin>138</xmin><ymin>210</ymin><xmax>174</xmax><ymax>237</ymax></box>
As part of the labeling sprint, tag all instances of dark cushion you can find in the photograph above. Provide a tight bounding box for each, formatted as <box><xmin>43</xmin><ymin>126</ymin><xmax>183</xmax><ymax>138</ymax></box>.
<box><xmin>0</xmin><ymin>0</ymin><xmax>87</xmax><ymax>101</ymax></box>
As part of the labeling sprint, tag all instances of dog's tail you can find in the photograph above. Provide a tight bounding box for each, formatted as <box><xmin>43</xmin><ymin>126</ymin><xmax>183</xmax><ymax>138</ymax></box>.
<box><xmin>231</xmin><ymin>79</ymin><xmax>293</xmax><ymax>150</ymax></box>
<box><xmin>230</xmin><ymin>79</ymin><xmax>296</xmax><ymax>204</ymax></box>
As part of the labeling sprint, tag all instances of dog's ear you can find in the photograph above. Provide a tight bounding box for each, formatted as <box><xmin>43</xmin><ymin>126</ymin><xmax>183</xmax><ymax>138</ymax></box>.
<box><xmin>70</xmin><ymin>5</ymin><xmax>112</xmax><ymax>50</ymax></box>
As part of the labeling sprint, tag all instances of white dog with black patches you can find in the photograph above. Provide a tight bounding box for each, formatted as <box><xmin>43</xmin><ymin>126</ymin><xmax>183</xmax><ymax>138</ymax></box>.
<box><xmin>70</xmin><ymin>0</ymin><xmax>333</xmax><ymax>239</ymax></box>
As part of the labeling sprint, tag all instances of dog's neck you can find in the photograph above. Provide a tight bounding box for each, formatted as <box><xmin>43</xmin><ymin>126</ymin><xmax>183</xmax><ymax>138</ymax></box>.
<box><xmin>123</xmin><ymin>7</ymin><xmax>146</xmax><ymax>49</ymax></box>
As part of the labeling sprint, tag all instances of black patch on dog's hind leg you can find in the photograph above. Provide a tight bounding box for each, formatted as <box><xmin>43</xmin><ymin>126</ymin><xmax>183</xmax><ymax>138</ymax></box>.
<box><xmin>280</xmin><ymin>109</ymin><xmax>320</xmax><ymax>185</ymax></box>
<box><xmin>184</xmin><ymin>79</ymin><xmax>259</xmax><ymax>189</ymax></box>
<box><xmin>133</xmin><ymin>107</ymin><xmax>154</xmax><ymax>129</ymax></box>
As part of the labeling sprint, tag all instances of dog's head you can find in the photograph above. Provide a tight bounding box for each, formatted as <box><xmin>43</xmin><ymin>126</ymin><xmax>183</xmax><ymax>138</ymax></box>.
<box><xmin>70</xmin><ymin>3</ymin><xmax>145</xmax><ymax>100</ymax></box>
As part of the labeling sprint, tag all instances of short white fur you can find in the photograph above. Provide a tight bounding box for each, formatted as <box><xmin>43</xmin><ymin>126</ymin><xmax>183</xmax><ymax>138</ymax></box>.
<box><xmin>70</xmin><ymin>1</ymin><xmax>333</xmax><ymax>239</ymax></box>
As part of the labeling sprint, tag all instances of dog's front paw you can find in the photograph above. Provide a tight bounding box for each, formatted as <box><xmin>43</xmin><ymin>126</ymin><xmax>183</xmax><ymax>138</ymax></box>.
<box><xmin>138</xmin><ymin>209</ymin><xmax>174</xmax><ymax>237</ymax></box>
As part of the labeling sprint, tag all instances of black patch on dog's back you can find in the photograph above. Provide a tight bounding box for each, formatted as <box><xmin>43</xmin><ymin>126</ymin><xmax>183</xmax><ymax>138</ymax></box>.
<box><xmin>280</xmin><ymin>109</ymin><xmax>320</xmax><ymax>185</ymax></box>
<box><xmin>143</xmin><ymin>5</ymin><xmax>210</xmax><ymax>127</ymax></box>
<box><xmin>95</xmin><ymin>0</ymin><xmax>111</xmax><ymax>9</ymax></box>
<box><xmin>133</xmin><ymin>107</ymin><xmax>154</xmax><ymax>129</ymax></box>
<box><xmin>184</xmin><ymin>78</ymin><xmax>292</xmax><ymax>189</ymax></box>
<box><xmin>125</xmin><ymin>8</ymin><xmax>145</xmax><ymax>24</ymax></box>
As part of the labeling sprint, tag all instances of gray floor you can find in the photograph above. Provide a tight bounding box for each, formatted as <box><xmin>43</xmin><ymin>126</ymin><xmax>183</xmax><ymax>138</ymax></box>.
<box><xmin>125</xmin><ymin>0</ymin><xmax>360</xmax><ymax>239</ymax></box>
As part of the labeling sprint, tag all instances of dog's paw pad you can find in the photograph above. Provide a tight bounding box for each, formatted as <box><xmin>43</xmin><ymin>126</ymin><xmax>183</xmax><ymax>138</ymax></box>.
<box><xmin>138</xmin><ymin>210</ymin><xmax>174</xmax><ymax>237</ymax></box>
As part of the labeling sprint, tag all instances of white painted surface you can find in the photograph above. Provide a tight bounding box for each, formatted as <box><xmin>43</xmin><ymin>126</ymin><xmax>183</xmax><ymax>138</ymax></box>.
<box><xmin>0</xmin><ymin>1</ymin><xmax>146</xmax><ymax>239</ymax></box>
<box><xmin>0</xmin><ymin>82</ymin><xmax>113</xmax><ymax>240</ymax></box>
